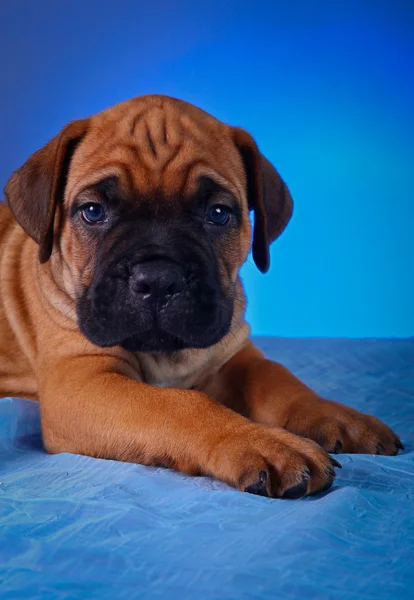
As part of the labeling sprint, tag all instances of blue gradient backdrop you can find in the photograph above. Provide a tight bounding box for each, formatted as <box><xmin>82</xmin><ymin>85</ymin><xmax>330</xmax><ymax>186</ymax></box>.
<box><xmin>1</xmin><ymin>0</ymin><xmax>413</xmax><ymax>337</ymax></box>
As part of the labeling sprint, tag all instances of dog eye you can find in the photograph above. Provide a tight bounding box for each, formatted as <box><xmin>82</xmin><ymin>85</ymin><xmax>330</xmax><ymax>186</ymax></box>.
<box><xmin>80</xmin><ymin>203</ymin><xmax>106</xmax><ymax>224</ymax></box>
<box><xmin>205</xmin><ymin>204</ymin><xmax>231</xmax><ymax>226</ymax></box>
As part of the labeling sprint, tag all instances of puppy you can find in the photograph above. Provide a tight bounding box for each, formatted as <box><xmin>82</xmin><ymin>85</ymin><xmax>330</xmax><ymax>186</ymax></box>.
<box><xmin>0</xmin><ymin>95</ymin><xmax>402</xmax><ymax>498</ymax></box>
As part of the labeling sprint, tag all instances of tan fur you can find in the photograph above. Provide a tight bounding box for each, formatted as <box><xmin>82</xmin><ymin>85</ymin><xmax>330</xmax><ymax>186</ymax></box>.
<box><xmin>0</xmin><ymin>95</ymin><xmax>401</xmax><ymax>499</ymax></box>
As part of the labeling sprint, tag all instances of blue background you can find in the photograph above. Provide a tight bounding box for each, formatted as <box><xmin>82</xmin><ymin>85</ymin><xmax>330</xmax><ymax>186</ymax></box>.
<box><xmin>1</xmin><ymin>0</ymin><xmax>413</xmax><ymax>337</ymax></box>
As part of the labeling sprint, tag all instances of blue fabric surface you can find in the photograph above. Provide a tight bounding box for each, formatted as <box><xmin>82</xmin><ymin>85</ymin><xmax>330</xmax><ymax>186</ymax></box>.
<box><xmin>1</xmin><ymin>338</ymin><xmax>413</xmax><ymax>599</ymax></box>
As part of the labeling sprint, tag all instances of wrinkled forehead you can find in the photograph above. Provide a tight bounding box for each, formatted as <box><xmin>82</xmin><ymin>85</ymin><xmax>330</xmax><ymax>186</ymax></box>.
<box><xmin>65</xmin><ymin>97</ymin><xmax>247</xmax><ymax>205</ymax></box>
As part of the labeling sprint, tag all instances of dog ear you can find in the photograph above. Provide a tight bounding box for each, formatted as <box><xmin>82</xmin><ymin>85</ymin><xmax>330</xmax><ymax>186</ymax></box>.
<box><xmin>4</xmin><ymin>119</ymin><xmax>89</xmax><ymax>264</ymax></box>
<box><xmin>232</xmin><ymin>128</ymin><xmax>294</xmax><ymax>273</ymax></box>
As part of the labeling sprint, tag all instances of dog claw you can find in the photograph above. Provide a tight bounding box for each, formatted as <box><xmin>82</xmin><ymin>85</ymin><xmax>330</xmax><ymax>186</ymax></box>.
<box><xmin>333</xmin><ymin>439</ymin><xmax>343</xmax><ymax>454</ymax></box>
<box><xmin>283</xmin><ymin>478</ymin><xmax>308</xmax><ymax>499</ymax></box>
<box><xmin>244</xmin><ymin>470</ymin><xmax>269</xmax><ymax>497</ymax></box>
<box><xmin>330</xmin><ymin>458</ymin><xmax>342</xmax><ymax>469</ymax></box>
<box><xmin>317</xmin><ymin>477</ymin><xmax>335</xmax><ymax>494</ymax></box>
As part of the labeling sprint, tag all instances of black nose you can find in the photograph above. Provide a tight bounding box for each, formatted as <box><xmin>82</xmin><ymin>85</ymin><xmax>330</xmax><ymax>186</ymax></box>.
<box><xmin>129</xmin><ymin>260</ymin><xmax>185</xmax><ymax>300</ymax></box>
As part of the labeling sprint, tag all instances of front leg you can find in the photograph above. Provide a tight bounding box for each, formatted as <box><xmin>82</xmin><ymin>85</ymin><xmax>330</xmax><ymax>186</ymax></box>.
<box><xmin>37</xmin><ymin>353</ymin><xmax>341</xmax><ymax>498</ymax></box>
<box><xmin>217</xmin><ymin>342</ymin><xmax>403</xmax><ymax>456</ymax></box>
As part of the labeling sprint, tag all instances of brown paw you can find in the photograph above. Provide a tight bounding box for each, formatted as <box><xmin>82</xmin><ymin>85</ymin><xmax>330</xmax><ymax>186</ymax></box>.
<box><xmin>285</xmin><ymin>399</ymin><xmax>403</xmax><ymax>456</ymax></box>
<box><xmin>209</xmin><ymin>425</ymin><xmax>341</xmax><ymax>499</ymax></box>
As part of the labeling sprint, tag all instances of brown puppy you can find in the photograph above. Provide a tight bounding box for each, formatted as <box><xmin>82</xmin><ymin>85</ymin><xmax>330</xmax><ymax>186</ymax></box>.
<box><xmin>0</xmin><ymin>95</ymin><xmax>402</xmax><ymax>498</ymax></box>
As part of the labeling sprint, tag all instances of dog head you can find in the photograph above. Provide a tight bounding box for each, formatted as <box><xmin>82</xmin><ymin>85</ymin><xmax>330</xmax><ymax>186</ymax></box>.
<box><xmin>4</xmin><ymin>95</ymin><xmax>293</xmax><ymax>353</ymax></box>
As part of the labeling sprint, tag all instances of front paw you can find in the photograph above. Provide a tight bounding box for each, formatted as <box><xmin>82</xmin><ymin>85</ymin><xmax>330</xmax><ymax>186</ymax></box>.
<box><xmin>208</xmin><ymin>424</ymin><xmax>341</xmax><ymax>499</ymax></box>
<box><xmin>285</xmin><ymin>399</ymin><xmax>404</xmax><ymax>456</ymax></box>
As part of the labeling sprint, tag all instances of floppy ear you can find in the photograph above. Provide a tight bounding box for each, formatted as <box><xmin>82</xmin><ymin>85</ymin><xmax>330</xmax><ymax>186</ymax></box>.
<box><xmin>232</xmin><ymin>128</ymin><xmax>294</xmax><ymax>273</ymax></box>
<box><xmin>4</xmin><ymin>119</ymin><xmax>89</xmax><ymax>264</ymax></box>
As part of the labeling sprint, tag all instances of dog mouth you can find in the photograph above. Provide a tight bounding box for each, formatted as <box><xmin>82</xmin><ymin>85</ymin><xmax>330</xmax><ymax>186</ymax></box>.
<box><xmin>77</xmin><ymin>297</ymin><xmax>234</xmax><ymax>354</ymax></box>
<box><xmin>121</xmin><ymin>330</ymin><xmax>187</xmax><ymax>353</ymax></box>
<box><xmin>119</xmin><ymin>311</ymin><xmax>233</xmax><ymax>353</ymax></box>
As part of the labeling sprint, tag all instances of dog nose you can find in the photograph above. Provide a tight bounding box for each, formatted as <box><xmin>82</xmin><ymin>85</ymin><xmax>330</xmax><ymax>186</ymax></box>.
<box><xmin>129</xmin><ymin>260</ymin><xmax>185</xmax><ymax>300</ymax></box>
